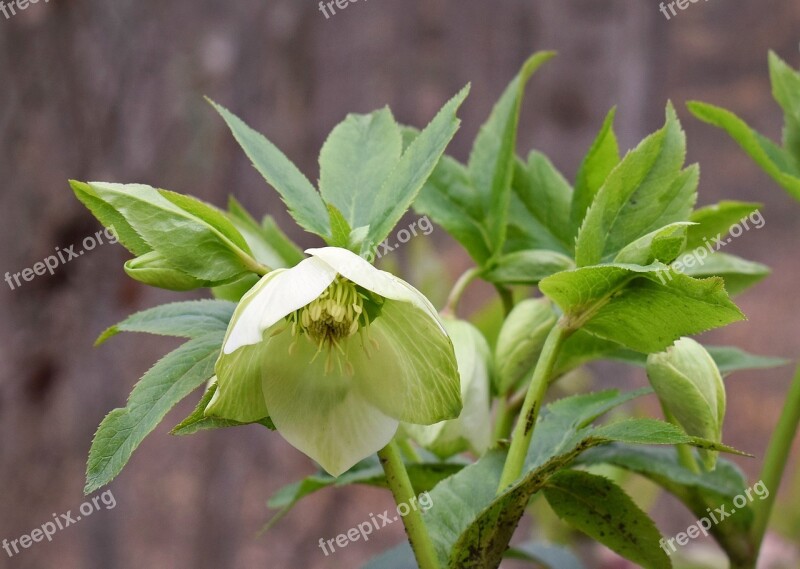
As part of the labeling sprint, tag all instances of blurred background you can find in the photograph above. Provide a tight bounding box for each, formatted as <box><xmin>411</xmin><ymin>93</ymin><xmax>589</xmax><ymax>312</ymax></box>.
<box><xmin>1</xmin><ymin>1</ymin><xmax>799</xmax><ymax>568</ymax></box>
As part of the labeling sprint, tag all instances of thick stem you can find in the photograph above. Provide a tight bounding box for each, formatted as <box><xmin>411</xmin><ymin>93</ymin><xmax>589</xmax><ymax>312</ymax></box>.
<box><xmin>378</xmin><ymin>441</ymin><xmax>440</xmax><ymax>569</ymax></box>
<box><xmin>496</xmin><ymin>321</ymin><xmax>571</xmax><ymax>493</ymax></box>
<box><xmin>751</xmin><ymin>364</ymin><xmax>800</xmax><ymax>555</ymax></box>
<box><xmin>494</xmin><ymin>284</ymin><xmax>515</xmax><ymax>317</ymax></box>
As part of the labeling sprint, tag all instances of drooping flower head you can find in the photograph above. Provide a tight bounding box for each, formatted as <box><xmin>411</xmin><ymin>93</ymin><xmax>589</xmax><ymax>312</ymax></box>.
<box><xmin>205</xmin><ymin>247</ymin><xmax>462</xmax><ymax>475</ymax></box>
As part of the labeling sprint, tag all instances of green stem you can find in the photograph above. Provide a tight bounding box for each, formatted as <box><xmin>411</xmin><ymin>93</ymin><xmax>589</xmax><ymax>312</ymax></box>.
<box><xmin>378</xmin><ymin>441</ymin><xmax>440</xmax><ymax>569</ymax></box>
<box><xmin>441</xmin><ymin>267</ymin><xmax>481</xmax><ymax>318</ymax></box>
<box><xmin>751</xmin><ymin>364</ymin><xmax>800</xmax><ymax>554</ymax></box>
<box><xmin>496</xmin><ymin>321</ymin><xmax>572</xmax><ymax>493</ymax></box>
<box><xmin>494</xmin><ymin>284</ymin><xmax>515</xmax><ymax>317</ymax></box>
<box><xmin>397</xmin><ymin>437</ymin><xmax>422</xmax><ymax>463</ymax></box>
<box><xmin>493</xmin><ymin>398</ymin><xmax>515</xmax><ymax>442</ymax></box>
<box><xmin>662</xmin><ymin>405</ymin><xmax>701</xmax><ymax>474</ymax></box>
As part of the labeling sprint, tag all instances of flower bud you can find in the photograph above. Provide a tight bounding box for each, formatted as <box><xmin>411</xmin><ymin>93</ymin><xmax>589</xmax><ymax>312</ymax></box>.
<box><xmin>405</xmin><ymin>318</ymin><xmax>491</xmax><ymax>458</ymax></box>
<box><xmin>646</xmin><ymin>337</ymin><xmax>726</xmax><ymax>470</ymax></box>
<box><xmin>124</xmin><ymin>251</ymin><xmax>211</xmax><ymax>291</ymax></box>
<box><xmin>494</xmin><ymin>298</ymin><xmax>557</xmax><ymax>394</ymax></box>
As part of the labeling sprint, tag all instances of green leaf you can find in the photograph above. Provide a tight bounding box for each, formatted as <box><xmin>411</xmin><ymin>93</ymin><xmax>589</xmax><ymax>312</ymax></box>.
<box><xmin>70</xmin><ymin>180</ymin><xmax>151</xmax><ymax>256</ymax></box>
<box><xmin>680</xmin><ymin>252</ymin><xmax>770</xmax><ymax>295</ymax></box>
<box><xmin>326</xmin><ymin>203</ymin><xmax>352</xmax><ymax>248</ymax></box>
<box><xmin>613</xmin><ymin>222</ymin><xmax>693</xmax><ymax>265</ymax></box>
<box><xmin>362</xmin><ymin>543</ymin><xmax>415</xmax><ymax>569</ymax></box>
<box><xmin>171</xmin><ymin>382</ymin><xmax>274</xmax><ymax>436</ymax></box>
<box><xmin>507</xmin><ymin>151</ymin><xmax>574</xmax><ymax>255</ymax></box>
<box><xmin>705</xmin><ymin>345</ymin><xmax>788</xmax><ymax>375</ymax></box>
<box><xmin>423</xmin><ymin>389</ymin><xmax>733</xmax><ymax>569</ymax></box>
<box><xmin>543</xmin><ymin>471</ymin><xmax>670</xmax><ymax>569</ymax></box>
<box><xmin>575</xmin><ymin>105</ymin><xmax>696</xmax><ymax>266</ymax></box>
<box><xmin>265</xmin><ymin>456</ymin><xmax>463</xmax><ymax>531</ymax></box>
<box><xmin>539</xmin><ymin>264</ymin><xmax>745</xmax><ymax>353</ymax></box>
<box><xmin>85</xmin><ymin>331</ymin><xmax>224</xmax><ymax>494</ymax></box>
<box><xmin>96</xmin><ymin>300</ymin><xmax>235</xmax><ymax>345</ymax></box>
<box><xmin>572</xmin><ymin>107</ymin><xmax>620</xmax><ymax>234</ymax></box>
<box><xmin>124</xmin><ymin>252</ymin><xmax>214</xmax><ymax>292</ymax></box>
<box><xmin>228</xmin><ymin>197</ymin><xmax>304</xmax><ymax>268</ymax></box>
<box><xmin>414</xmin><ymin>155</ymin><xmax>493</xmax><ymax>263</ymax></box>
<box><xmin>687</xmin><ymin>101</ymin><xmax>800</xmax><ymax>201</ymax></box>
<box><xmin>468</xmin><ymin>51</ymin><xmax>556</xmax><ymax>255</ymax></box>
<box><xmin>209</xmin><ymin>99</ymin><xmax>331</xmax><ymax>237</ymax></box>
<box><xmin>319</xmin><ymin>109</ymin><xmax>403</xmax><ymax>230</ymax></box>
<box><xmin>82</xmin><ymin>182</ymin><xmax>257</xmax><ymax>282</ymax></box>
<box><xmin>505</xmin><ymin>542</ymin><xmax>587</xmax><ymax>569</ymax></box>
<box><xmin>685</xmin><ymin>201</ymin><xmax>762</xmax><ymax>251</ymax></box>
<box><xmin>362</xmin><ymin>85</ymin><xmax>469</xmax><ymax>253</ymax></box>
<box><xmin>577</xmin><ymin>445</ymin><xmax>748</xmax><ymax>499</ymax></box>
<box><xmin>482</xmin><ymin>249</ymin><xmax>575</xmax><ymax>286</ymax></box>
<box><xmin>769</xmin><ymin>50</ymin><xmax>800</xmax><ymax>156</ymax></box>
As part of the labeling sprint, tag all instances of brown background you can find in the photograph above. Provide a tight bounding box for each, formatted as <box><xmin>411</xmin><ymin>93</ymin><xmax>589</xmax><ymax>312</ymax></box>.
<box><xmin>1</xmin><ymin>1</ymin><xmax>799</xmax><ymax>568</ymax></box>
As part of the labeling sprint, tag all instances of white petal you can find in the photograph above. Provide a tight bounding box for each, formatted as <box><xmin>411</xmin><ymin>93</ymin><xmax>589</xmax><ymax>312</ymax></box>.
<box><xmin>306</xmin><ymin>246</ymin><xmax>446</xmax><ymax>334</ymax></box>
<box><xmin>261</xmin><ymin>329</ymin><xmax>399</xmax><ymax>476</ymax></box>
<box><xmin>224</xmin><ymin>257</ymin><xmax>337</xmax><ymax>354</ymax></box>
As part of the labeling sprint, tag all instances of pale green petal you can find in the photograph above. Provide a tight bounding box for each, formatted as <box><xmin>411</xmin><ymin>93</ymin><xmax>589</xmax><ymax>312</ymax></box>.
<box><xmin>306</xmin><ymin>246</ymin><xmax>445</xmax><ymax>333</ymax></box>
<box><xmin>261</xmin><ymin>330</ymin><xmax>398</xmax><ymax>476</ymax></box>
<box><xmin>405</xmin><ymin>319</ymin><xmax>492</xmax><ymax>457</ymax></box>
<box><xmin>353</xmin><ymin>298</ymin><xmax>462</xmax><ymax>424</ymax></box>
<box><xmin>206</xmin><ymin>341</ymin><xmax>269</xmax><ymax>422</ymax></box>
<box><xmin>224</xmin><ymin>257</ymin><xmax>336</xmax><ymax>354</ymax></box>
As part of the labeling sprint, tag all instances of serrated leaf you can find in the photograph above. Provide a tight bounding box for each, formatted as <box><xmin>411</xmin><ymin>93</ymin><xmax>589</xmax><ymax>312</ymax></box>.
<box><xmin>687</xmin><ymin>101</ymin><xmax>800</xmax><ymax>201</ymax></box>
<box><xmin>228</xmin><ymin>196</ymin><xmax>304</xmax><ymax>268</ymax></box>
<box><xmin>769</xmin><ymin>50</ymin><xmax>800</xmax><ymax>156</ymax></box>
<box><xmin>572</xmin><ymin>107</ymin><xmax>620</xmax><ymax>234</ymax></box>
<box><xmin>469</xmin><ymin>51</ymin><xmax>556</xmax><ymax>255</ymax></box>
<box><xmin>209</xmin><ymin>99</ymin><xmax>331</xmax><ymax>238</ymax></box>
<box><xmin>85</xmin><ymin>331</ymin><xmax>224</xmax><ymax>494</ymax></box>
<box><xmin>482</xmin><ymin>249</ymin><xmax>574</xmax><ymax>285</ymax></box>
<box><xmin>424</xmin><ymin>389</ymin><xmax>734</xmax><ymax>569</ymax></box>
<box><xmin>543</xmin><ymin>471</ymin><xmax>671</xmax><ymax>569</ymax></box>
<box><xmin>96</xmin><ymin>300</ymin><xmax>235</xmax><ymax>345</ymax></box>
<box><xmin>326</xmin><ymin>203</ymin><xmax>352</xmax><ymax>248</ymax></box>
<box><xmin>539</xmin><ymin>264</ymin><xmax>744</xmax><ymax>353</ymax></box>
<box><xmin>414</xmin><ymin>155</ymin><xmax>493</xmax><ymax>263</ymax></box>
<box><xmin>685</xmin><ymin>201</ymin><xmax>762</xmax><ymax>251</ymax></box>
<box><xmin>614</xmin><ymin>222</ymin><xmax>693</xmax><ymax>265</ymax></box>
<box><xmin>680</xmin><ymin>252</ymin><xmax>770</xmax><ymax>295</ymax></box>
<box><xmin>81</xmin><ymin>182</ymin><xmax>257</xmax><ymax>282</ymax></box>
<box><xmin>362</xmin><ymin>85</ymin><xmax>469</xmax><ymax>253</ymax></box>
<box><xmin>506</xmin><ymin>151</ymin><xmax>574</xmax><ymax>255</ymax></box>
<box><xmin>70</xmin><ymin>180</ymin><xmax>151</xmax><ymax>256</ymax></box>
<box><xmin>575</xmin><ymin>105</ymin><xmax>696</xmax><ymax>266</ymax></box>
<box><xmin>264</xmin><ymin>456</ymin><xmax>463</xmax><ymax>531</ymax></box>
<box><xmin>319</xmin><ymin>108</ymin><xmax>403</xmax><ymax>231</ymax></box>
<box><xmin>171</xmin><ymin>382</ymin><xmax>274</xmax><ymax>436</ymax></box>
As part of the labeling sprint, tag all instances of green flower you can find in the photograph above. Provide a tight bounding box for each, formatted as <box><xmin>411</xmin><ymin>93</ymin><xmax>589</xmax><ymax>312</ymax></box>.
<box><xmin>405</xmin><ymin>318</ymin><xmax>492</xmax><ymax>458</ymax></box>
<box><xmin>205</xmin><ymin>246</ymin><xmax>462</xmax><ymax>475</ymax></box>
<box><xmin>647</xmin><ymin>337</ymin><xmax>726</xmax><ymax>470</ymax></box>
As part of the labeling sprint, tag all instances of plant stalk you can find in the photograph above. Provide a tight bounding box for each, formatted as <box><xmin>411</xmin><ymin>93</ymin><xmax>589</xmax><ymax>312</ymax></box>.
<box><xmin>442</xmin><ymin>267</ymin><xmax>481</xmax><ymax>318</ymax></box>
<box><xmin>751</xmin><ymin>364</ymin><xmax>800</xmax><ymax>555</ymax></box>
<box><xmin>496</xmin><ymin>321</ymin><xmax>571</xmax><ymax>493</ymax></box>
<box><xmin>378</xmin><ymin>441</ymin><xmax>440</xmax><ymax>569</ymax></box>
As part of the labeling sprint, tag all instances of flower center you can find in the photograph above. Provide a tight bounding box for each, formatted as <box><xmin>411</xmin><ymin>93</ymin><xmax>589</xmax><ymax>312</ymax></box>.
<box><xmin>284</xmin><ymin>277</ymin><xmax>377</xmax><ymax>374</ymax></box>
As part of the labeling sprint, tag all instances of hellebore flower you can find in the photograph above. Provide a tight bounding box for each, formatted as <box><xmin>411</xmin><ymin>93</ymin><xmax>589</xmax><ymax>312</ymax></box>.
<box><xmin>647</xmin><ymin>337</ymin><xmax>726</xmax><ymax>470</ymax></box>
<box><xmin>205</xmin><ymin>247</ymin><xmax>462</xmax><ymax>476</ymax></box>
<box><xmin>405</xmin><ymin>318</ymin><xmax>492</xmax><ymax>458</ymax></box>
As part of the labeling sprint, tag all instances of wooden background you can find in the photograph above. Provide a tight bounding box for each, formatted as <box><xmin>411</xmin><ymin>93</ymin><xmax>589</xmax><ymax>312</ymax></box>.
<box><xmin>1</xmin><ymin>1</ymin><xmax>799</xmax><ymax>568</ymax></box>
